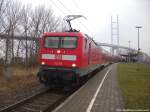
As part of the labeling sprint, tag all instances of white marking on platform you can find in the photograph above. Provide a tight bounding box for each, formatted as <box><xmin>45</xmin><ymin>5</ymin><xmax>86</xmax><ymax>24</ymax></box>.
<box><xmin>86</xmin><ymin>67</ymin><xmax>111</xmax><ymax>112</ymax></box>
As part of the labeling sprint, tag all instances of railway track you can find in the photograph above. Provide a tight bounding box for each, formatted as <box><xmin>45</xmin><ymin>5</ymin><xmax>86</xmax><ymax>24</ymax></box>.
<box><xmin>0</xmin><ymin>88</ymin><xmax>69</xmax><ymax>112</ymax></box>
<box><xmin>0</xmin><ymin>66</ymin><xmax>105</xmax><ymax>112</ymax></box>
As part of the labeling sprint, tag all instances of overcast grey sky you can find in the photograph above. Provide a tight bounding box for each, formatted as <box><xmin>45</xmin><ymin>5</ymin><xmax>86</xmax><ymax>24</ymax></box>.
<box><xmin>20</xmin><ymin>0</ymin><xmax>150</xmax><ymax>55</ymax></box>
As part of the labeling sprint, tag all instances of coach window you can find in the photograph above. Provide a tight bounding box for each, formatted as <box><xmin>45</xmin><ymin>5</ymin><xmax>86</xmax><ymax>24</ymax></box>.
<box><xmin>85</xmin><ymin>38</ymin><xmax>87</xmax><ymax>49</ymax></box>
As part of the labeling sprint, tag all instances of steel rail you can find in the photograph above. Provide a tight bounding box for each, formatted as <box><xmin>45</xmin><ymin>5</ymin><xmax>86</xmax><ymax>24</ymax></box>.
<box><xmin>0</xmin><ymin>88</ymin><xmax>49</xmax><ymax>112</ymax></box>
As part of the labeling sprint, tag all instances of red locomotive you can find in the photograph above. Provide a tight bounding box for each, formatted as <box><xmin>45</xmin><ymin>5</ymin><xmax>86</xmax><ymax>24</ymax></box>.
<box><xmin>37</xmin><ymin>15</ymin><xmax>113</xmax><ymax>87</ymax></box>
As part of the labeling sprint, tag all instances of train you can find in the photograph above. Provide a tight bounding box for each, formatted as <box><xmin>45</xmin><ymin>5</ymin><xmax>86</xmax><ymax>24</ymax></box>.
<box><xmin>37</xmin><ymin>15</ymin><xmax>120</xmax><ymax>87</ymax></box>
<box><xmin>37</xmin><ymin>31</ymin><xmax>116</xmax><ymax>87</ymax></box>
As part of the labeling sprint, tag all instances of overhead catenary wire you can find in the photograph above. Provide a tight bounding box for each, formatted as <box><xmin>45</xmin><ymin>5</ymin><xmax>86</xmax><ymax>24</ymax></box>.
<box><xmin>52</xmin><ymin>0</ymin><xmax>93</xmax><ymax>36</ymax></box>
<box><xmin>68</xmin><ymin>0</ymin><xmax>95</xmax><ymax>36</ymax></box>
<box><xmin>50</xmin><ymin>0</ymin><xmax>72</xmax><ymax>31</ymax></box>
<box><xmin>50</xmin><ymin>0</ymin><xmax>66</xmax><ymax>15</ymax></box>
<box><xmin>56</xmin><ymin>0</ymin><xmax>73</xmax><ymax>14</ymax></box>
<box><xmin>71</xmin><ymin>0</ymin><xmax>98</xmax><ymax>34</ymax></box>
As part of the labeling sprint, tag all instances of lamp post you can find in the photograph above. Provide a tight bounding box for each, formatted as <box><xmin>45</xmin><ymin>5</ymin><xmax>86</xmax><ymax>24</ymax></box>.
<box><xmin>128</xmin><ymin>41</ymin><xmax>131</xmax><ymax>62</ymax></box>
<box><xmin>135</xmin><ymin>26</ymin><xmax>142</xmax><ymax>70</ymax></box>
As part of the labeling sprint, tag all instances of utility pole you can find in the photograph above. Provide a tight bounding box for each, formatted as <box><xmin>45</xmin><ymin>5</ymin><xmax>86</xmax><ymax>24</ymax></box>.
<box><xmin>135</xmin><ymin>26</ymin><xmax>142</xmax><ymax>70</ymax></box>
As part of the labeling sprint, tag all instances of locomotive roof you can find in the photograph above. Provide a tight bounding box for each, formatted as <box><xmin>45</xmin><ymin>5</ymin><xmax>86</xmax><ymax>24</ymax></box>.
<box><xmin>42</xmin><ymin>32</ymin><xmax>84</xmax><ymax>37</ymax></box>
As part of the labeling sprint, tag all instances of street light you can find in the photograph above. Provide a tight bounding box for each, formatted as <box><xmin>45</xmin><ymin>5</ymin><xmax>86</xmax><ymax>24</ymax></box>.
<box><xmin>135</xmin><ymin>26</ymin><xmax>142</xmax><ymax>70</ymax></box>
<box><xmin>128</xmin><ymin>41</ymin><xmax>131</xmax><ymax>62</ymax></box>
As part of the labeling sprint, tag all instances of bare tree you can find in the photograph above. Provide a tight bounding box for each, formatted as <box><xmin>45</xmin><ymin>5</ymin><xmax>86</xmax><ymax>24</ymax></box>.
<box><xmin>4</xmin><ymin>0</ymin><xmax>22</xmax><ymax>64</ymax></box>
<box><xmin>28</xmin><ymin>6</ymin><xmax>60</xmax><ymax>63</ymax></box>
<box><xmin>19</xmin><ymin>5</ymin><xmax>32</xmax><ymax>67</ymax></box>
<box><xmin>0</xmin><ymin>0</ymin><xmax>64</xmax><ymax>67</ymax></box>
<box><xmin>0</xmin><ymin>0</ymin><xmax>9</xmax><ymax>34</ymax></box>
<box><xmin>39</xmin><ymin>8</ymin><xmax>61</xmax><ymax>33</ymax></box>
<box><xmin>30</xmin><ymin>6</ymin><xmax>46</xmax><ymax>38</ymax></box>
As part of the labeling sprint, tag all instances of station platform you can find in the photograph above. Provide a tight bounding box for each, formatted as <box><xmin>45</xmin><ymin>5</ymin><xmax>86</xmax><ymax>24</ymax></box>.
<box><xmin>53</xmin><ymin>64</ymin><xmax>124</xmax><ymax>112</ymax></box>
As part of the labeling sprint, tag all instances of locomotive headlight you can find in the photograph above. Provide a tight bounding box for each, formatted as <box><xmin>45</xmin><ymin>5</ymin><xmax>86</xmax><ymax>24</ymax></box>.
<box><xmin>72</xmin><ymin>63</ymin><xmax>76</xmax><ymax>67</ymax></box>
<box><xmin>41</xmin><ymin>61</ymin><xmax>45</xmax><ymax>65</ymax></box>
<box><xmin>57</xmin><ymin>50</ymin><xmax>61</xmax><ymax>54</ymax></box>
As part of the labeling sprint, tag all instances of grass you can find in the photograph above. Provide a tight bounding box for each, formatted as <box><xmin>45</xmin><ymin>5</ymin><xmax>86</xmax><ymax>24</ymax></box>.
<box><xmin>118</xmin><ymin>63</ymin><xmax>150</xmax><ymax>110</ymax></box>
<box><xmin>0</xmin><ymin>65</ymin><xmax>38</xmax><ymax>93</ymax></box>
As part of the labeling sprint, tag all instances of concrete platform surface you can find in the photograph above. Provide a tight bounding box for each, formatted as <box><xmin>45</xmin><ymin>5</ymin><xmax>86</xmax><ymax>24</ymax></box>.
<box><xmin>53</xmin><ymin>64</ymin><xmax>124</xmax><ymax>112</ymax></box>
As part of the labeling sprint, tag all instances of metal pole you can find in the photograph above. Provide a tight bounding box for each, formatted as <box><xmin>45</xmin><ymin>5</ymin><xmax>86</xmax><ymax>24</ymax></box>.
<box><xmin>137</xmin><ymin>28</ymin><xmax>140</xmax><ymax>70</ymax></box>
<box><xmin>138</xmin><ymin>28</ymin><xmax>140</xmax><ymax>52</ymax></box>
<box><xmin>136</xmin><ymin>26</ymin><xmax>142</xmax><ymax>70</ymax></box>
<box><xmin>128</xmin><ymin>41</ymin><xmax>131</xmax><ymax>62</ymax></box>
<box><xmin>117</xmin><ymin>15</ymin><xmax>119</xmax><ymax>55</ymax></box>
<box><xmin>111</xmin><ymin>16</ymin><xmax>113</xmax><ymax>54</ymax></box>
<box><xmin>117</xmin><ymin>15</ymin><xmax>119</xmax><ymax>46</ymax></box>
<box><xmin>111</xmin><ymin>16</ymin><xmax>113</xmax><ymax>45</ymax></box>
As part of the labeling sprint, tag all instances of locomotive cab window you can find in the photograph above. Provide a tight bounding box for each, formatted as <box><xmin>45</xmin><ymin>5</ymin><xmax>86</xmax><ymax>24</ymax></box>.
<box><xmin>45</xmin><ymin>37</ymin><xmax>59</xmax><ymax>48</ymax></box>
<box><xmin>61</xmin><ymin>37</ymin><xmax>77</xmax><ymax>48</ymax></box>
<box><xmin>45</xmin><ymin>36</ymin><xmax>77</xmax><ymax>49</ymax></box>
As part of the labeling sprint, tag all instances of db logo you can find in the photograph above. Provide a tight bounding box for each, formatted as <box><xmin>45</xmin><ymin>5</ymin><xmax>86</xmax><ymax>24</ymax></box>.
<box><xmin>55</xmin><ymin>55</ymin><xmax>62</xmax><ymax>60</ymax></box>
